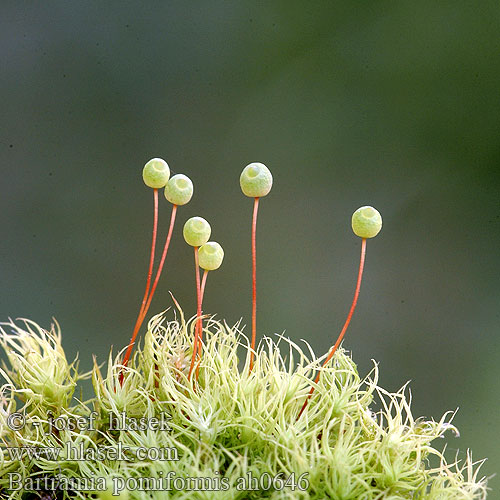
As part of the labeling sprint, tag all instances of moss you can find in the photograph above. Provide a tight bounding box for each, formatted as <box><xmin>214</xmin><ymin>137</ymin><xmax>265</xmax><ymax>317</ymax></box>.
<box><xmin>0</xmin><ymin>313</ymin><xmax>488</xmax><ymax>499</ymax></box>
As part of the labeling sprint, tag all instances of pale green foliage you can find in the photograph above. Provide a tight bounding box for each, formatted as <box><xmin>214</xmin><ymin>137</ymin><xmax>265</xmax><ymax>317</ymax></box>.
<box><xmin>240</xmin><ymin>163</ymin><xmax>273</xmax><ymax>198</ymax></box>
<box><xmin>198</xmin><ymin>242</ymin><xmax>224</xmax><ymax>271</ymax></box>
<box><xmin>164</xmin><ymin>174</ymin><xmax>193</xmax><ymax>206</ymax></box>
<box><xmin>183</xmin><ymin>217</ymin><xmax>211</xmax><ymax>247</ymax></box>
<box><xmin>142</xmin><ymin>158</ymin><xmax>170</xmax><ymax>189</ymax></box>
<box><xmin>0</xmin><ymin>319</ymin><xmax>80</xmax><ymax>409</ymax></box>
<box><xmin>0</xmin><ymin>315</ymin><xmax>488</xmax><ymax>499</ymax></box>
<box><xmin>351</xmin><ymin>206</ymin><xmax>383</xmax><ymax>239</ymax></box>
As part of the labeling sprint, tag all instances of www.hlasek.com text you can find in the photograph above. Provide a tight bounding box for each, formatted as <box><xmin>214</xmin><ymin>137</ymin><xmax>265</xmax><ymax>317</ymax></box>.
<box><xmin>5</xmin><ymin>442</ymin><xmax>179</xmax><ymax>462</ymax></box>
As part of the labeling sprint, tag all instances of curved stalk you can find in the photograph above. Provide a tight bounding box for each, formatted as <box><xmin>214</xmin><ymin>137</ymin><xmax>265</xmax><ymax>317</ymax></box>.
<box><xmin>297</xmin><ymin>238</ymin><xmax>367</xmax><ymax>419</ymax></box>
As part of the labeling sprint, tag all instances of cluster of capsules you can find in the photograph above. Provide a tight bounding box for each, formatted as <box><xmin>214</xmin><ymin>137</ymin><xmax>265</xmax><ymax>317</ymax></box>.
<box><xmin>122</xmin><ymin>158</ymin><xmax>383</xmax><ymax>415</ymax></box>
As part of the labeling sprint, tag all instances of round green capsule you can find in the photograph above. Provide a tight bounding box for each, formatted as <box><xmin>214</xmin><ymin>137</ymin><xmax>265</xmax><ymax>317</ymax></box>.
<box><xmin>164</xmin><ymin>174</ymin><xmax>193</xmax><ymax>206</ymax></box>
<box><xmin>198</xmin><ymin>241</ymin><xmax>224</xmax><ymax>271</ymax></box>
<box><xmin>240</xmin><ymin>162</ymin><xmax>273</xmax><ymax>197</ymax></box>
<box><xmin>183</xmin><ymin>217</ymin><xmax>211</xmax><ymax>247</ymax></box>
<box><xmin>351</xmin><ymin>206</ymin><xmax>382</xmax><ymax>238</ymax></box>
<box><xmin>142</xmin><ymin>158</ymin><xmax>170</xmax><ymax>188</ymax></box>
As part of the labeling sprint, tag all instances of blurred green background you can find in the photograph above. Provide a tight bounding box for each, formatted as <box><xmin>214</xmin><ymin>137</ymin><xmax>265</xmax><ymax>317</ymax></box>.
<box><xmin>1</xmin><ymin>0</ymin><xmax>499</xmax><ymax>489</ymax></box>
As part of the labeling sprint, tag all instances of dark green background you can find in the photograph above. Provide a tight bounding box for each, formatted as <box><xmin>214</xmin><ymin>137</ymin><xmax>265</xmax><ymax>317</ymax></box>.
<box><xmin>1</xmin><ymin>1</ymin><xmax>499</xmax><ymax>489</ymax></box>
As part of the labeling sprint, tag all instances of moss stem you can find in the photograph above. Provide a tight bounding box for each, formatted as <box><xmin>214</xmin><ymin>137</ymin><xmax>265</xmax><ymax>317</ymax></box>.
<box><xmin>189</xmin><ymin>248</ymin><xmax>202</xmax><ymax>380</ymax></box>
<box><xmin>194</xmin><ymin>270</ymin><xmax>209</xmax><ymax>381</ymax></box>
<box><xmin>140</xmin><ymin>188</ymin><xmax>159</xmax><ymax>317</ymax></box>
<box><xmin>122</xmin><ymin>204</ymin><xmax>178</xmax><ymax>372</ymax></box>
<box><xmin>297</xmin><ymin>238</ymin><xmax>367</xmax><ymax>419</ymax></box>
<box><xmin>119</xmin><ymin>189</ymin><xmax>158</xmax><ymax>382</ymax></box>
<box><xmin>249</xmin><ymin>196</ymin><xmax>259</xmax><ymax>373</ymax></box>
